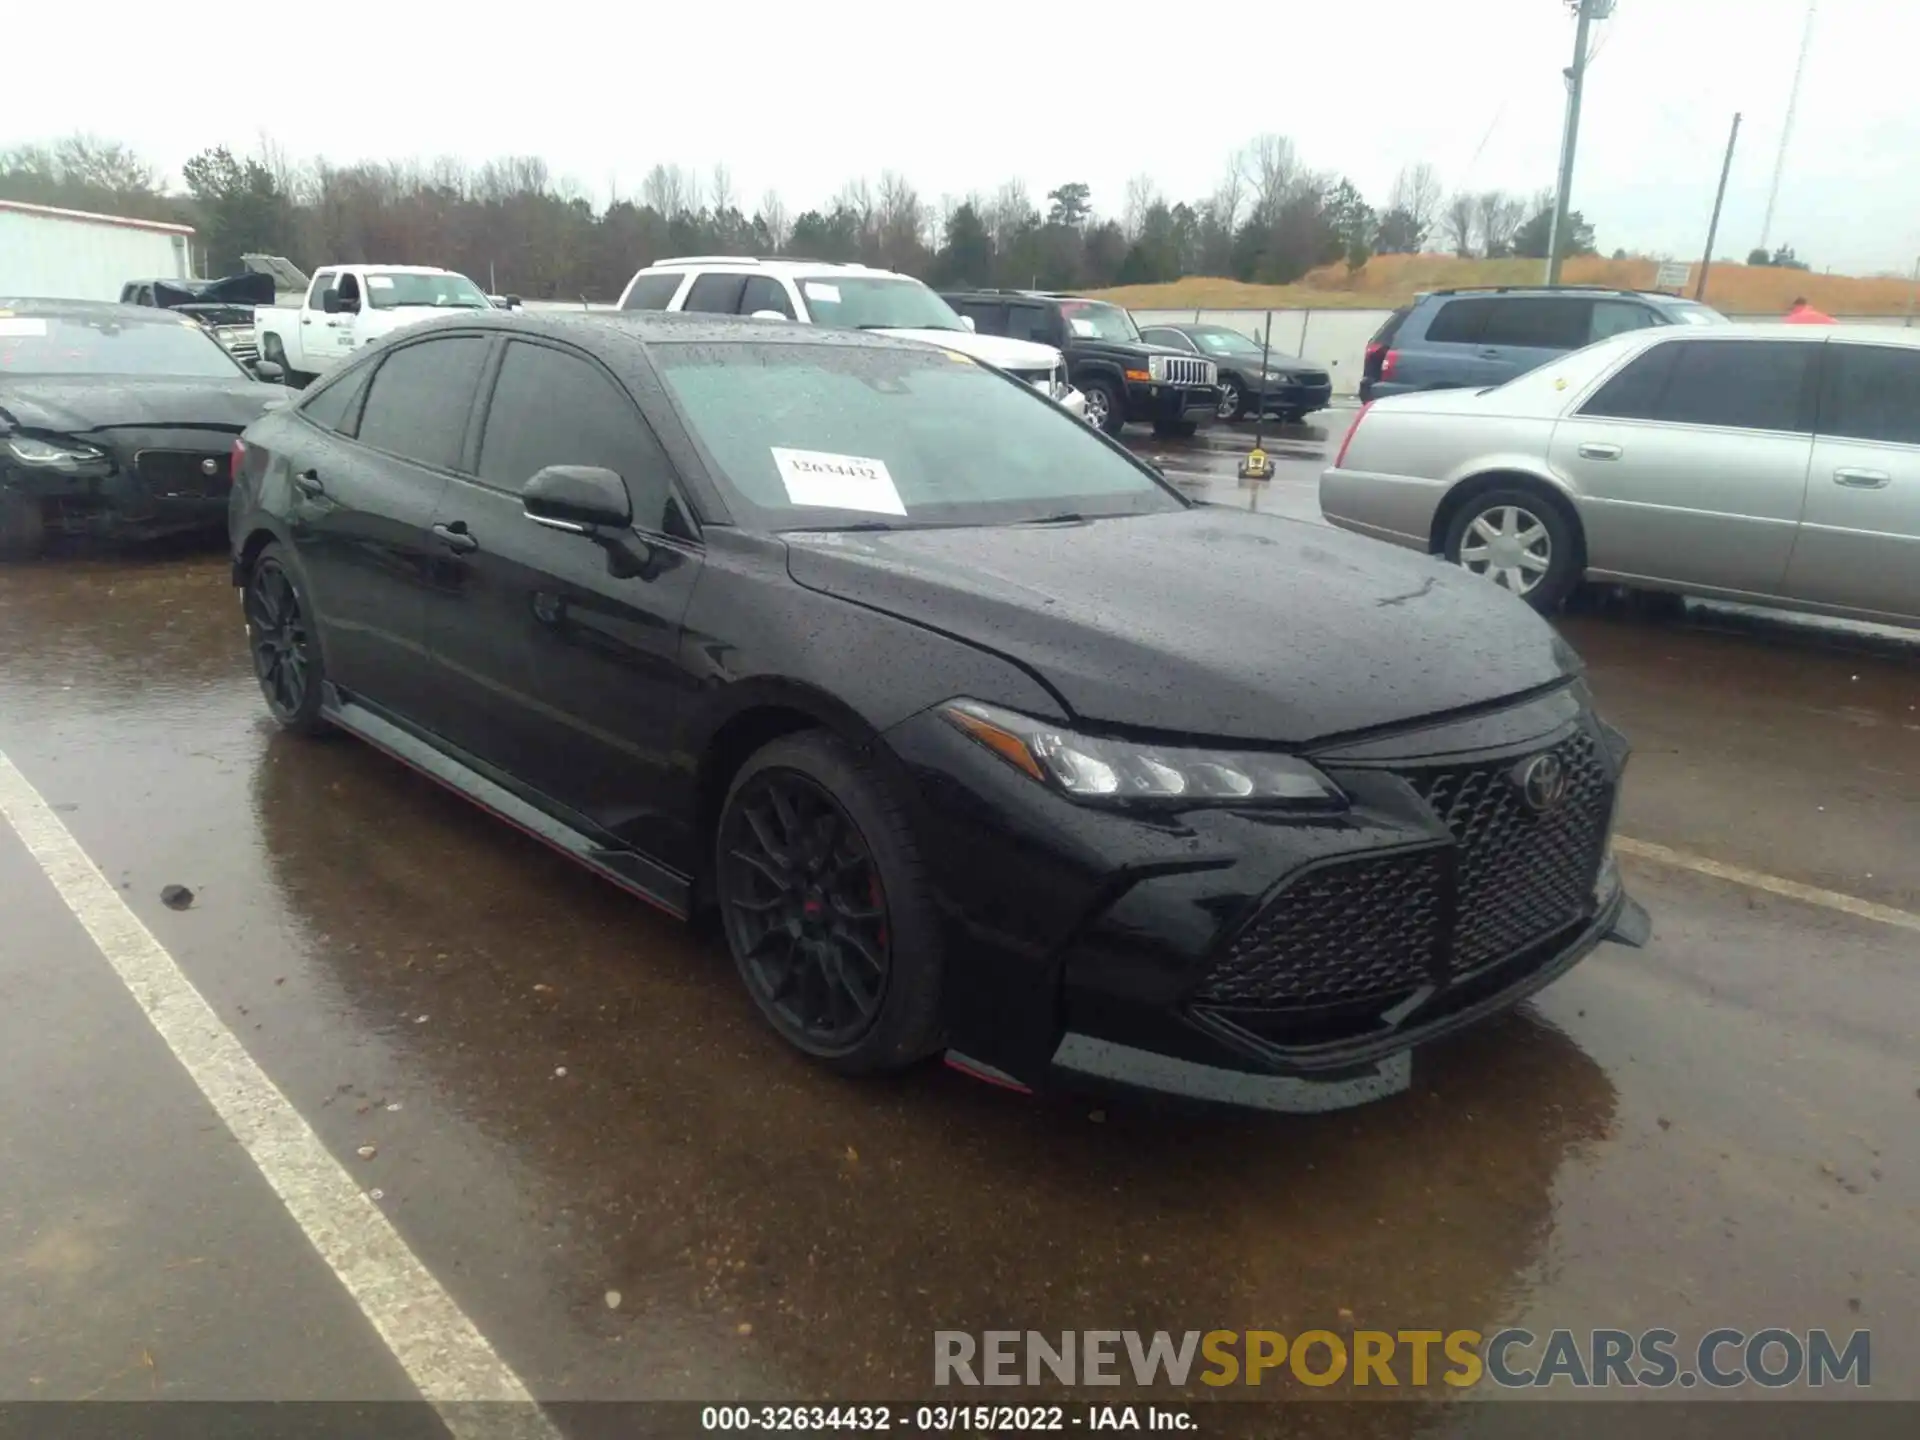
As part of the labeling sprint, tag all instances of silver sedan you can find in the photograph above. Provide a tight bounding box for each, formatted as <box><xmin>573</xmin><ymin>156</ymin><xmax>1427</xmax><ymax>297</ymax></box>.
<box><xmin>1318</xmin><ymin>323</ymin><xmax>1920</xmax><ymax>627</ymax></box>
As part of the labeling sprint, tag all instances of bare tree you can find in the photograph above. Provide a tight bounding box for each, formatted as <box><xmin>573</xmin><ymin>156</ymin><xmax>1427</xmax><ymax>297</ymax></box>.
<box><xmin>758</xmin><ymin>188</ymin><xmax>790</xmax><ymax>251</ymax></box>
<box><xmin>710</xmin><ymin>162</ymin><xmax>736</xmax><ymax>216</ymax></box>
<box><xmin>1440</xmin><ymin>192</ymin><xmax>1477</xmax><ymax>256</ymax></box>
<box><xmin>1475</xmin><ymin>189</ymin><xmax>1527</xmax><ymax>257</ymax></box>
<box><xmin>1121</xmin><ymin>173</ymin><xmax>1159</xmax><ymax>241</ymax></box>
<box><xmin>640</xmin><ymin>163</ymin><xmax>699</xmax><ymax>217</ymax></box>
<box><xmin>876</xmin><ymin>170</ymin><xmax>926</xmax><ymax>269</ymax></box>
<box><xmin>1386</xmin><ymin>162</ymin><xmax>1442</xmax><ymax>246</ymax></box>
<box><xmin>1238</xmin><ymin>134</ymin><xmax>1303</xmax><ymax>223</ymax></box>
<box><xmin>982</xmin><ymin>178</ymin><xmax>1037</xmax><ymax>253</ymax></box>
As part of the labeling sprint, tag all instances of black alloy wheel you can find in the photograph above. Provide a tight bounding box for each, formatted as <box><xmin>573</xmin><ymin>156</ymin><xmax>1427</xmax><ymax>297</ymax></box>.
<box><xmin>715</xmin><ymin>732</ymin><xmax>943</xmax><ymax>1074</ymax></box>
<box><xmin>245</xmin><ymin>546</ymin><xmax>328</xmax><ymax>733</ymax></box>
<box><xmin>1216</xmin><ymin>378</ymin><xmax>1246</xmax><ymax>421</ymax></box>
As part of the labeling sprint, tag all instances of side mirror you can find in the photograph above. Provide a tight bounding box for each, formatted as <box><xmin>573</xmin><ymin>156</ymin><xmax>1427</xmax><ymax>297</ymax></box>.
<box><xmin>252</xmin><ymin>358</ymin><xmax>286</xmax><ymax>382</ymax></box>
<box><xmin>506</xmin><ymin>294</ymin><xmax>522</xmax><ymax>309</ymax></box>
<box><xmin>961</xmin><ymin>315</ymin><xmax>977</xmax><ymax>332</ymax></box>
<box><xmin>748</xmin><ymin>309</ymin><xmax>790</xmax><ymax>321</ymax></box>
<box><xmin>320</xmin><ymin>290</ymin><xmax>340</xmax><ymax>314</ymax></box>
<box><xmin>522</xmin><ymin>464</ymin><xmax>632</xmax><ymax>532</ymax></box>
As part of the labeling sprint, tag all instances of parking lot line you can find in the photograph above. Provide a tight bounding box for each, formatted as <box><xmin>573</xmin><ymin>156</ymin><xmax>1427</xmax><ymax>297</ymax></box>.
<box><xmin>0</xmin><ymin>749</ymin><xmax>560</xmax><ymax>1439</ymax></box>
<box><xmin>1615</xmin><ymin>834</ymin><xmax>1920</xmax><ymax>934</ymax></box>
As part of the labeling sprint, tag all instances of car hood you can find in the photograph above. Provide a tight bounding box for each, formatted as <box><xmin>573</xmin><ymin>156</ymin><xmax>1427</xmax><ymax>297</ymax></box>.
<box><xmin>0</xmin><ymin>375</ymin><xmax>285</xmax><ymax>435</ymax></box>
<box><xmin>877</xmin><ymin>328</ymin><xmax>1060</xmax><ymax>370</ymax></box>
<box><xmin>784</xmin><ymin>508</ymin><xmax>1577</xmax><ymax>745</ymax></box>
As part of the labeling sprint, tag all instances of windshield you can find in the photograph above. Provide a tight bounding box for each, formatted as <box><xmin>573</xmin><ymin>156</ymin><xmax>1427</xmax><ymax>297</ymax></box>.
<box><xmin>364</xmin><ymin>272</ymin><xmax>490</xmax><ymax>310</ymax></box>
<box><xmin>655</xmin><ymin>342</ymin><xmax>1183</xmax><ymax>530</ymax></box>
<box><xmin>796</xmin><ymin>277</ymin><xmax>964</xmax><ymax>332</ymax></box>
<box><xmin>1190</xmin><ymin>329</ymin><xmax>1267</xmax><ymax>357</ymax></box>
<box><xmin>0</xmin><ymin>313</ymin><xmax>245</xmax><ymax>379</ymax></box>
<box><xmin>1059</xmin><ymin>300</ymin><xmax>1140</xmax><ymax>343</ymax></box>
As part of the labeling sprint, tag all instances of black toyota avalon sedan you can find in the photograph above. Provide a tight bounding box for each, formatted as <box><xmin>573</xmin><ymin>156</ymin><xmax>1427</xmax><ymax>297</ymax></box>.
<box><xmin>1</xmin><ymin>298</ymin><xmax>287</xmax><ymax>558</ymax></box>
<box><xmin>228</xmin><ymin>310</ymin><xmax>1648</xmax><ymax>1113</ymax></box>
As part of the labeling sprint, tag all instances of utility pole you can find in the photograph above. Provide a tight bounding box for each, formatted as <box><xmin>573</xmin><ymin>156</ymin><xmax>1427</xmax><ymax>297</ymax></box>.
<box><xmin>1544</xmin><ymin>0</ymin><xmax>1611</xmax><ymax>285</ymax></box>
<box><xmin>1694</xmin><ymin>113</ymin><xmax>1741</xmax><ymax>302</ymax></box>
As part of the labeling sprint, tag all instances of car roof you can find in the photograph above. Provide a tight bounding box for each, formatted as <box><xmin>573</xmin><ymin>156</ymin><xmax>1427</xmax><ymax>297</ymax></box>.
<box><xmin>0</xmin><ymin>296</ymin><xmax>196</xmax><ymax>325</ymax></box>
<box><xmin>1651</xmin><ymin>321</ymin><xmax>1920</xmax><ymax>346</ymax></box>
<box><xmin>387</xmin><ymin>308</ymin><xmax>947</xmax><ymax>352</ymax></box>
<box><xmin>639</xmin><ymin>257</ymin><xmax>905</xmax><ymax>278</ymax></box>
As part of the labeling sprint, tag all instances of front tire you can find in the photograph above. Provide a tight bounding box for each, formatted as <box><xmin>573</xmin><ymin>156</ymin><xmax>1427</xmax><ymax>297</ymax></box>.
<box><xmin>1081</xmin><ymin>378</ymin><xmax>1124</xmax><ymax>436</ymax></box>
<box><xmin>715</xmin><ymin>731</ymin><xmax>943</xmax><ymax>1076</ymax></box>
<box><xmin>0</xmin><ymin>491</ymin><xmax>47</xmax><ymax>561</ymax></box>
<box><xmin>1216</xmin><ymin>378</ymin><xmax>1247</xmax><ymax>421</ymax></box>
<box><xmin>244</xmin><ymin>543</ymin><xmax>330</xmax><ymax>734</ymax></box>
<box><xmin>1443</xmin><ymin>486</ymin><xmax>1582</xmax><ymax>613</ymax></box>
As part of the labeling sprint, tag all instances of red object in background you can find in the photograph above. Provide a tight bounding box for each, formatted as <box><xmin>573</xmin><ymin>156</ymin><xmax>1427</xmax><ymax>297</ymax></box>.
<box><xmin>1784</xmin><ymin>303</ymin><xmax>1836</xmax><ymax>325</ymax></box>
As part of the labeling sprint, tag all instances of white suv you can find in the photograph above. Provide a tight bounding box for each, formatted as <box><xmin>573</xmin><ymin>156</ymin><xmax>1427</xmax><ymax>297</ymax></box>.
<box><xmin>616</xmin><ymin>258</ymin><xmax>1087</xmax><ymax>421</ymax></box>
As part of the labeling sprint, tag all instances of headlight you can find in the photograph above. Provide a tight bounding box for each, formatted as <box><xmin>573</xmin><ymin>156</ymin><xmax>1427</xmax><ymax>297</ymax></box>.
<box><xmin>1264</xmin><ymin>369</ymin><xmax>1290</xmax><ymax>383</ymax></box>
<box><xmin>1147</xmin><ymin>354</ymin><xmax>1166</xmax><ymax>382</ymax></box>
<box><xmin>6</xmin><ymin>434</ymin><xmax>107</xmax><ymax>472</ymax></box>
<box><xmin>940</xmin><ymin>700</ymin><xmax>1345</xmax><ymax>809</ymax></box>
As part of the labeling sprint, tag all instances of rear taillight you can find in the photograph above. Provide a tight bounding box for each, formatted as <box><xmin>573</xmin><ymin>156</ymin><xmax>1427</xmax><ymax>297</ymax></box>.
<box><xmin>1380</xmin><ymin>349</ymin><xmax>1401</xmax><ymax>380</ymax></box>
<box><xmin>1363</xmin><ymin>342</ymin><xmax>1384</xmax><ymax>377</ymax></box>
<box><xmin>230</xmin><ymin>437</ymin><xmax>246</xmax><ymax>481</ymax></box>
<box><xmin>1333</xmin><ymin>401</ymin><xmax>1373</xmax><ymax>469</ymax></box>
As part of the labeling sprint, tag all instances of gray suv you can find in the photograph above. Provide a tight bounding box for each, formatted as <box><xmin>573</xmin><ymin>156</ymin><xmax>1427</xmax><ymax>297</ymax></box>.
<box><xmin>1359</xmin><ymin>286</ymin><xmax>1726</xmax><ymax>402</ymax></box>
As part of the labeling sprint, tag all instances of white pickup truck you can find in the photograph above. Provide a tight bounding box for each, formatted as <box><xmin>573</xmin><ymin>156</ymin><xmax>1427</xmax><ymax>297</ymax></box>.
<box><xmin>254</xmin><ymin>264</ymin><xmax>495</xmax><ymax>384</ymax></box>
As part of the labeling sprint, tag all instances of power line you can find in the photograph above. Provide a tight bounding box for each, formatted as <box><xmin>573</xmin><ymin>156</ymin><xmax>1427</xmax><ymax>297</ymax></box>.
<box><xmin>1758</xmin><ymin>0</ymin><xmax>1817</xmax><ymax>255</ymax></box>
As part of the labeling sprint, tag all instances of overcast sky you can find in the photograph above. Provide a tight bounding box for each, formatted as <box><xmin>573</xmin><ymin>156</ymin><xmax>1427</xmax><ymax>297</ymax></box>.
<box><xmin>10</xmin><ymin>0</ymin><xmax>1914</xmax><ymax>274</ymax></box>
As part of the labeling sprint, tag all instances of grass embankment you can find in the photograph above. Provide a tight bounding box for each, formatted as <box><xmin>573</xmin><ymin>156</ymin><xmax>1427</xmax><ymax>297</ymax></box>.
<box><xmin>1088</xmin><ymin>254</ymin><xmax>1918</xmax><ymax>316</ymax></box>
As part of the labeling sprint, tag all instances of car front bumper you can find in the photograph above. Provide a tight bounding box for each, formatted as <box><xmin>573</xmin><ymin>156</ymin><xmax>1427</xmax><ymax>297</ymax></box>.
<box><xmin>1254</xmin><ymin>379</ymin><xmax>1334</xmax><ymax>416</ymax></box>
<box><xmin>1126</xmin><ymin>380</ymin><xmax>1218</xmax><ymax>424</ymax></box>
<box><xmin>884</xmin><ymin>684</ymin><xmax>1644</xmax><ymax>1113</ymax></box>
<box><xmin>3</xmin><ymin>431</ymin><xmax>235</xmax><ymax>542</ymax></box>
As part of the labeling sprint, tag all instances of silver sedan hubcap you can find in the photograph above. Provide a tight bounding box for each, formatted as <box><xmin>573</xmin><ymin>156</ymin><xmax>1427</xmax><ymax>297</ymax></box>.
<box><xmin>1217</xmin><ymin>383</ymin><xmax>1240</xmax><ymax>419</ymax></box>
<box><xmin>1458</xmin><ymin>505</ymin><xmax>1552</xmax><ymax>595</ymax></box>
<box><xmin>1085</xmin><ymin>388</ymin><xmax>1109</xmax><ymax>426</ymax></box>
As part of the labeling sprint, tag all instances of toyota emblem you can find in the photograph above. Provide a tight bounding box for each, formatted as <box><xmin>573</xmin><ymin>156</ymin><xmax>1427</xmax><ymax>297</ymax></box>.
<box><xmin>1514</xmin><ymin>752</ymin><xmax>1570</xmax><ymax>814</ymax></box>
<box><xmin>200</xmin><ymin>457</ymin><xmax>220</xmax><ymax>476</ymax></box>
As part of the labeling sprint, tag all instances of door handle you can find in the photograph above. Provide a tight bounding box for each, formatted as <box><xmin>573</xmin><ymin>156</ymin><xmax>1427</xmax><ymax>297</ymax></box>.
<box><xmin>1579</xmin><ymin>442</ymin><xmax>1623</xmax><ymax>460</ymax></box>
<box><xmin>432</xmin><ymin>521</ymin><xmax>478</xmax><ymax>554</ymax></box>
<box><xmin>1833</xmin><ymin>467</ymin><xmax>1890</xmax><ymax>489</ymax></box>
<box><xmin>1478</xmin><ymin>347</ymin><xmax>1502</xmax><ymax>358</ymax></box>
<box><xmin>300</xmin><ymin>316</ymin><xmax>313</xmax><ymax>324</ymax></box>
<box><xmin>292</xmin><ymin>469</ymin><xmax>324</xmax><ymax>498</ymax></box>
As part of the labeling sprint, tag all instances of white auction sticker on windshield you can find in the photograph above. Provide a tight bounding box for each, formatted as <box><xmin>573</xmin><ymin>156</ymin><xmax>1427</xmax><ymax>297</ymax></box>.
<box><xmin>801</xmin><ymin>282</ymin><xmax>841</xmax><ymax>304</ymax></box>
<box><xmin>771</xmin><ymin>447</ymin><xmax>906</xmax><ymax>515</ymax></box>
<box><xmin>1068</xmin><ymin>318</ymin><xmax>1096</xmax><ymax>336</ymax></box>
<box><xmin>366</xmin><ymin>275</ymin><xmax>395</xmax><ymax>289</ymax></box>
<box><xmin>0</xmin><ymin>318</ymin><xmax>48</xmax><ymax>337</ymax></box>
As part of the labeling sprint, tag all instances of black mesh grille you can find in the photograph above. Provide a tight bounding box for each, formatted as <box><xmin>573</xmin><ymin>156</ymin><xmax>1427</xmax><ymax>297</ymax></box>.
<box><xmin>1195</xmin><ymin>850</ymin><xmax>1444</xmax><ymax>1007</ymax></box>
<box><xmin>136</xmin><ymin>449</ymin><xmax>230</xmax><ymax>497</ymax></box>
<box><xmin>1193</xmin><ymin>728</ymin><xmax>1614</xmax><ymax>1009</ymax></box>
<box><xmin>1407</xmin><ymin>729</ymin><xmax>1612</xmax><ymax>975</ymax></box>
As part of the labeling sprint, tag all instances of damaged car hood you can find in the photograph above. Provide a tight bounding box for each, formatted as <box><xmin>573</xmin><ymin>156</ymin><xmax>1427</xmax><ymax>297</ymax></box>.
<box><xmin>0</xmin><ymin>376</ymin><xmax>283</xmax><ymax>436</ymax></box>
<box><xmin>784</xmin><ymin>507</ymin><xmax>1579</xmax><ymax>745</ymax></box>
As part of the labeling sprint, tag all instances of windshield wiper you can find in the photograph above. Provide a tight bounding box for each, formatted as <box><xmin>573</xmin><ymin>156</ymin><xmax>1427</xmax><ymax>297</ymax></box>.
<box><xmin>1018</xmin><ymin>512</ymin><xmax>1092</xmax><ymax>526</ymax></box>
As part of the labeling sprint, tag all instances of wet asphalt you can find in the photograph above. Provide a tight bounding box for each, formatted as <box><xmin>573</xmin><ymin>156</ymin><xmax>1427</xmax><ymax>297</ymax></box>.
<box><xmin>0</xmin><ymin>419</ymin><xmax>1915</xmax><ymax>1426</ymax></box>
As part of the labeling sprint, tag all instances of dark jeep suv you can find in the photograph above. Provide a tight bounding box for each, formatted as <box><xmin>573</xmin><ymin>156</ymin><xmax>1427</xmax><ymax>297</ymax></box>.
<box><xmin>942</xmin><ymin>290</ymin><xmax>1219</xmax><ymax>437</ymax></box>
<box><xmin>1360</xmin><ymin>286</ymin><xmax>1726</xmax><ymax>402</ymax></box>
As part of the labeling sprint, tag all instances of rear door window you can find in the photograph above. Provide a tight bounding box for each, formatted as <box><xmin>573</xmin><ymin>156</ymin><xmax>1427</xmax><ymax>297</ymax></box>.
<box><xmin>621</xmin><ymin>272</ymin><xmax>684</xmax><ymax>311</ymax></box>
<box><xmin>1420</xmin><ymin>297</ymin><xmax>1496</xmax><ymax>345</ymax></box>
<box><xmin>681</xmin><ymin>274</ymin><xmax>747</xmax><ymax>314</ymax></box>
<box><xmin>1581</xmin><ymin>343</ymin><xmax>1679</xmax><ymax>420</ymax></box>
<box><xmin>1480</xmin><ymin>297</ymin><xmax>1593</xmax><ymax>350</ymax></box>
<box><xmin>299</xmin><ymin>362</ymin><xmax>374</xmax><ymax>435</ymax></box>
<box><xmin>1819</xmin><ymin>343</ymin><xmax>1920</xmax><ymax>446</ymax></box>
<box><xmin>953</xmin><ymin>300</ymin><xmax>1008</xmax><ymax>335</ymax></box>
<box><xmin>354</xmin><ymin>335</ymin><xmax>490</xmax><ymax>469</ymax></box>
<box><xmin>1004</xmin><ymin>303</ymin><xmax>1058</xmax><ymax>345</ymax></box>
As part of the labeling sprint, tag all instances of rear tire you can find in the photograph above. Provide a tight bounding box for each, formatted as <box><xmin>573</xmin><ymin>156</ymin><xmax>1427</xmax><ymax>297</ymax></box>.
<box><xmin>0</xmin><ymin>491</ymin><xmax>47</xmax><ymax>560</ymax></box>
<box><xmin>1443</xmin><ymin>486</ymin><xmax>1582</xmax><ymax>614</ymax></box>
<box><xmin>243</xmin><ymin>543</ymin><xmax>330</xmax><ymax>735</ymax></box>
<box><xmin>715</xmin><ymin>731</ymin><xmax>943</xmax><ymax>1076</ymax></box>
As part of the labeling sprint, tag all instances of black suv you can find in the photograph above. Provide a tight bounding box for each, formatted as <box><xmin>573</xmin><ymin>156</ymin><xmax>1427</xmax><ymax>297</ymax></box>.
<box><xmin>1360</xmin><ymin>286</ymin><xmax>1726</xmax><ymax>402</ymax></box>
<box><xmin>942</xmin><ymin>290</ymin><xmax>1219</xmax><ymax>437</ymax></box>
